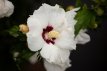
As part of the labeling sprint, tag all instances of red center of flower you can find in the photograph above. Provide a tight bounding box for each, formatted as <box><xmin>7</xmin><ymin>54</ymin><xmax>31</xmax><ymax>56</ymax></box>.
<box><xmin>42</xmin><ymin>26</ymin><xmax>56</xmax><ymax>44</ymax></box>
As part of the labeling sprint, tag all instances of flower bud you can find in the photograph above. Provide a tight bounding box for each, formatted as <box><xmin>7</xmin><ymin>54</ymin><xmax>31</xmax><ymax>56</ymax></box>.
<box><xmin>19</xmin><ymin>24</ymin><xmax>29</xmax><ymax>33</ymax></box>
<box><xmin>66</xmin><ymin>5</ymin><xmax>75</xmax><ymax>11</ymax></box>
<box><xmin>93</xmin><ymin>24</ymin><xmax>98</xmax><ymax>28</ymax></box>
<box><xmin>96</xmin><ymin>8</ymin><xmax>104</xmax><ymax>16</ymax></box>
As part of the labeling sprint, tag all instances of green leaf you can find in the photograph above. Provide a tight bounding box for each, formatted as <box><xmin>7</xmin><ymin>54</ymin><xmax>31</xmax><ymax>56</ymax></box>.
<box><xmin>88</xmin><ymin>16</ymin><xmax>98</xmax><ymax>29</ymax></box>
<box><xmin>75</xmin><ymin>5</ymin><xmax>94</xmax><ymax>35</ymax></box>
<box><xmin>20</xmin><ymin>50</ymin><xmax>35</xmax><ymax>60</ymax></box>
<box><xmin>95</xmin><ymin>7</ymin><xmax>104</xmax><ymax>16</ymax></box>
<box><xmin>8</xmin><ymin>26</ymin><xmax>19</xmax><ymax>37</ymax></box>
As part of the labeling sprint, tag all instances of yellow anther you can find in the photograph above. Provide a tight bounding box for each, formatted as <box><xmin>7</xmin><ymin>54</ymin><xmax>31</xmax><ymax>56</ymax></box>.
<box><xmin>48</xmin><ymin>31</ymin><xmax>59</xmax><ymax>39</ymax></box>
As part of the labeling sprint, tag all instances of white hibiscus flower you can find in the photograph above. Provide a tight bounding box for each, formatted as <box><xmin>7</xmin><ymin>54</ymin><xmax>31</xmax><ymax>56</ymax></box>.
<box><xmin>0</xmin><ymin>0</ymin><xmax>14</xmax><ymax>18</ymax></box>
<box><xmin>26</xmin><ymin>3</ymin><xmax>90</xmax><ymax>71</ymax></box>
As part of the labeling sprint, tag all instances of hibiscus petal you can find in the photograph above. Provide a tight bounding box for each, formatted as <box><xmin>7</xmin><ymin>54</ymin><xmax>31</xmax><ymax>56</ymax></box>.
<box><xmin>27</xmin><ymin>35</ymin><xmax>45</xmax><ymax>51</ymax></box>
<box><xmin>65</xmin><ymin>8</ymin><xmax>79</xmax><ymax>28</ymax></box>
<box><xmin>44</xmin><ymin>60</ymin><xmax>70</xmax><ymax>71</ymax></box>
<box><xmin>4</xmin><ymin>0</ymin><xmax>14</xmax><ymax>17</ymax></box>
<box><xmin>34</xmin><ymin>4</ymin><xmax>67</xmax><ymax>32</ymax></box>
<box><xmin>0</xmin><ymin>0</ymin><xmax>14</xmax><ymax>18</ymax></box>
<box><xmin>47</xmin><ymin>5</ymin><xmax>66</xmax><ymax>30</ymax></box>
<box><xmin>33</xmin><ymin>3</ymin><xmax>60</xmax><ymax>15</ymax></box>
<box><xmin>55</xmin><ymin>30</ymin><xmax>76</xmax><ymax>50</ymax></box>
<box><xmin>75</xmin><ymin>29</ymin><xmax>90</xmax><ymax>44</ymax></box>
<box><xmin>40</xmin><ymin>43</ymin><xmax>70</xmax><ymax>67</ymax></box>
<box><xmin>27</xmin><ymin>13</ymin><xmax>48</xmax><ymax>34</ymax></box>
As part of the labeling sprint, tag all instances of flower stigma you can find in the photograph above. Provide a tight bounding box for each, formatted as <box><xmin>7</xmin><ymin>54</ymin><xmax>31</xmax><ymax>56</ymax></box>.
<box><xmin>42</xmin><ymin>25</ymin><xmax>59</xmax><ymax>44</ymax></box>
<box><xmin>48</xmin><ymin>30</ymin><xmax>59</xmax><ymax>39</ymax></box>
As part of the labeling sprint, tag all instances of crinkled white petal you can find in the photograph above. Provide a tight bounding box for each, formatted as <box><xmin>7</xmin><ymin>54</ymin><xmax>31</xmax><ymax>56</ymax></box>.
<box><xmin>40</xmin><ymin>43</ymin><xmax>71</xmax><ymax>67</ymax></box>
<box><xmin>34</xmin><ymin>3</ymin><xmax>66</xmax><ymax>30</ymax></box>
<box><xmin>27</xmin><ymin>13</ymin><xmax>48</xmax><ymax>36</ymax></box>
<box><xmin>65</xmin><ymin>8</ymin><xmax>80</xmax><ymax>28</ymax></box>
<box><xmin>44</xmin><ymin>60</ymin><xmax>70</xmax><ymax>71</ymax></box>
<box><xmin>66</xmin><ymin>8</ymin><xmax>79</xmax><ymax>20</ymax></box>
<box><xmin>55</xmin><ymin>30</ymin><xmax>76</xmax><ymax>50</ymax></box>
<box><xmin>75</xmin><ymin>29</ymin><xmax>90</xmax><ymax>44</ymax></box>
<box><xmin>27</xmin><ymin>10</ymin><xmax>50</xmax><ymax>51</ymax></box>
<box><xmin>27</xmin><ymin>35</ymin><xmax>45</xmax><ymax>51</ymax></box>
<box><xmin>48</xmin><ymin>7</ymin><xmax>66</xmax><ymax>30</ymax></box>
<box><xmin>33</xmin><ymin>3</ymin><xmax>60</xmax><ymax>15</ymax></box>
<box><xmin>0</xmin><ymin>0</ymin><xmax>14</xmax><ymax>18</ymax></box>
<box><xmin>71</xmin><ymin>7</ymin><xmax>80</xmax><ymax>12</ymax></box>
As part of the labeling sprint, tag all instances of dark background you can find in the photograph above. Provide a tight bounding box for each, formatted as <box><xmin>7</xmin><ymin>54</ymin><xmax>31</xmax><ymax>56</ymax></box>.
<box><xmin>0</xmin><ymin>0</ymin><xmax>106</xmax><ymax>71</ymax></box>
